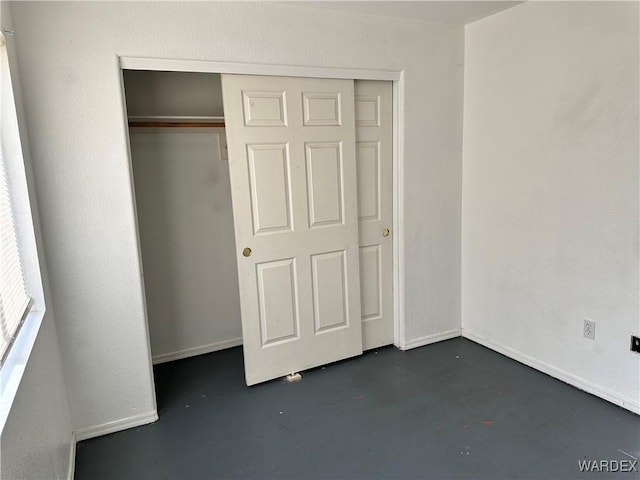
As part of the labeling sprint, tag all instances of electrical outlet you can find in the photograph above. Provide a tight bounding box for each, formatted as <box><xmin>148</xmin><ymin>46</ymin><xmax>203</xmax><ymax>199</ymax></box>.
<box><xmin>583</xmin><ymin>319</ymin><xmax>596</xmax><ymax>340</ymax></box>
<box><xmin>631</xmin><ymin>335</ymin><xmax>640</xmax><ymax>353</ymax></box>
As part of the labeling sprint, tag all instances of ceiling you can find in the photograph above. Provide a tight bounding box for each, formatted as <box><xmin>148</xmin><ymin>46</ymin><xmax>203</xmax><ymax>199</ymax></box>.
<box><xmin>284</xmin><ymin>1</ymin><xmax>525</xmax><ymax>25</ymax></box>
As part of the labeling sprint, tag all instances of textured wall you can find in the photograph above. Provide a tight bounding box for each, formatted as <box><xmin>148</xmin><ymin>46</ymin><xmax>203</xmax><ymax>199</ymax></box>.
<box><xmin>11</xmin><ymin>1</ymin><xmax>463</xmax><ymax>433</ymax></box>
<box><xmin>130</xmin><ymin>130</ymin><xmax>242</xmax><ymax>361</ymax></box>
<box><xmin>462</xmin><ymin>1</ymin><xmax>639</xmax><ymax>412</ymax></box>
<box><xmin>1</xmin><ymin>316</ymin><xmax>72</xmax><ymax>480</ymax></box>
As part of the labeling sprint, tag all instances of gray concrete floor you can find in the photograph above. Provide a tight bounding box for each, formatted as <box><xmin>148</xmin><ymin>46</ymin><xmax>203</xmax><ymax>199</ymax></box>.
<box><xmin>75</xmin><ymin>338</ymin><xmax>639</xmax><ymax>479</ymax></box>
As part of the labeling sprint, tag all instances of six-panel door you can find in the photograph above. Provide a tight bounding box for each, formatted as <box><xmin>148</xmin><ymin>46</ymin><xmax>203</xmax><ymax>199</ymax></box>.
<box><xmin>355</xmin><ymin>80</ymin><xmax>394</xmax><ymax>350</ymax></box>
<box><xmin>222</xmin><ymin>74</ymin><xmax>363</xmax><ymax>385</ymax></box>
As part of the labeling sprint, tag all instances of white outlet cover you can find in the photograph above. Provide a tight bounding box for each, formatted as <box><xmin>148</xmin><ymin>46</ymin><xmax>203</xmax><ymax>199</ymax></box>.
<box><xmin>583</xmin><ymin>319</ymin><xmax>596</xmax><ymax>340</ymax></box>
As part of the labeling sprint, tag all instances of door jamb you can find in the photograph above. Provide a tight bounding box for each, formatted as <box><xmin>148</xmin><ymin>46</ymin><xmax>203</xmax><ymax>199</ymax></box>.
<box><xmin>118</xmin><ymin>57</ymin><xmax>407</xmax><ymax>386</ymax></box>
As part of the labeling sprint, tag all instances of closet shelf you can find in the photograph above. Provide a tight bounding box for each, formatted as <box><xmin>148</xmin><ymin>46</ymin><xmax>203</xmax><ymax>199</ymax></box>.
<box><xmin>128</xmin><ymin>115</ymin><xmax>225</xmax><ymax>128</ymax></box>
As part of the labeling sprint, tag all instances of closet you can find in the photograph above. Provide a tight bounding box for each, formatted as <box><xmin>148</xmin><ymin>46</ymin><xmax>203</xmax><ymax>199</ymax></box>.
<box><xmin>124</xmin><ymin>70</ymin><xmax>393</xmax><ymax>385</ymax></box>
<box><xmin>125</xmin><ymin>71</ymin><xmax>242</xmax><ymax>364</ymax></box>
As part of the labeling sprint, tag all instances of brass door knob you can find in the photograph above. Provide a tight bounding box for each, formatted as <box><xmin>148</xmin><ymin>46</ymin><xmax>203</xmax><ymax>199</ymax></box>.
<box><xmin>382</xmin><ymin>228</ymin><xmax>390</xmax><ymax>237</ymax></box>
<box><xmin>242</xmin><ymin>247</ymin><xmax>252</xmax><ymax>257</ymax></box>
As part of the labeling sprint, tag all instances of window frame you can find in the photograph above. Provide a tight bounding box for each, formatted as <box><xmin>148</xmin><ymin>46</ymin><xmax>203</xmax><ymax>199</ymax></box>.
<box><xmin>0</xmin><ymin>33</ymin><xmax>47</xmax><ymax>432</ymax></box>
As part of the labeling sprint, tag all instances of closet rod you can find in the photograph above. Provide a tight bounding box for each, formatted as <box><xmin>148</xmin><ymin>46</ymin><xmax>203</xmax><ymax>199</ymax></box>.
<box><xmin>129</xmin><ymin>121</ymin><xmax>225</xmax><ymax>128</ymax></box>
<box><xmin>128</xmin><ymin>115</ymin><xmax>225</xmax><ymax>128</ymax></box>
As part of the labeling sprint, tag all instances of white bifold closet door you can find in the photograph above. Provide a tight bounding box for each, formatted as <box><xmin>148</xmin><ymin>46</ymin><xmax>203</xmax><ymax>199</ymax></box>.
<box><xmin>222</xmin><ymin>74</ymin><xmax>363</xmax><ymax>385</ymax></box>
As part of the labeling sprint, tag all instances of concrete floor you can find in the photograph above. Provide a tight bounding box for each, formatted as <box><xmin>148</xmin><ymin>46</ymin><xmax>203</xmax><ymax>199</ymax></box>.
<box><xmin>75</xmin><ymin>338</ymin><xmax>639</xmax><ymax>479</ymax></box>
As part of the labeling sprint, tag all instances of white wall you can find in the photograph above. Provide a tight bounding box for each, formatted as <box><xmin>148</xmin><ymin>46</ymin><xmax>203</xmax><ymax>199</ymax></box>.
<box><xmin>1</xmin><ymin>317</ymin><xmax>72</xmax><ymax>480</ymax></box>
<box><xmin>130</xmin><ymin>129</ymin><xmax>242</xmax><ymax>361</ymax></box>
<box><xmin>10</xmin><ymin>1</ymin><xmax>463</xmax><ymax>434</ymax></box>
<box><xmin>462</xmin><ymin>2</ymin><xmax>639</xmax><ymax>413</ymax></box>
<box><xmin>0</xmin><ymin>2</ymin><xmax>73</xmax><ymax>479</ymax></box>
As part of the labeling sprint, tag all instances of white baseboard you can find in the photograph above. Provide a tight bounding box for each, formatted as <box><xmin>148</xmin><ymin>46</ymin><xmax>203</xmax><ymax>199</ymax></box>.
<box><xmin>67</xmin><ymin>432</ymin><xmax>76</xmax><ymax>480</ymax></box>
<box><xmin>398</xmin><ymin>329</ymin><xmax>461</xmax><ymax>350</ymax></box>
<box><xmin>462</xmin><ymin>329</ymin><xmax>640</xmax><ymax>415</ymax></box>
<box><xmin>74</xmin><ymin>411</ymin><xmax>159</xmax><ymax>442</ymax></box>
<box><xmin>152</xmin><ymin>337</ymin><xmax>242</xmax><ymax>365</ymax></box>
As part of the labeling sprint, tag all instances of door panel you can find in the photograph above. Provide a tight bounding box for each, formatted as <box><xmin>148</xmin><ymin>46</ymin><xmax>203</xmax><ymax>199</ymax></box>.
<box><xmin>302</xmin><ymin>92</ymin><xmax>342</xmax><ymax>126</ymax></box>
<box><xmin>256</xmin><ymin>257</ymin><xmax>300</xmax><ymax>347</ymax></box>
<box><xmin>355</xmin><ymin>80</ymin><xmax>394</xmax><ymax>350</ymax></box>
<box><xmin>242</xmin><ymin>91</ymin><xmax>287</xmax><ymax>126</ymax></box>
<box><xmin>305</xmin><ymin>142</ymin><xmax>344</xmax><ymax>227</ymax></box>
<box><xmin>247</xmin><ymin>143</ymin><xmax>293</xmax><ymax>234</ymax></box>
<box><xmin>356</xmin><ymin>141</ymin><xmax>380</xmax><ymax>221</ymax></box>
<box><xmin>359</xmin><ymin>244</ymin><xmax>382</xmax><ymax>321</ymax></box>
<box><xmin>222</xmin><ymin>74</ymin><xmax>362</xmax><ymax>385</ymax></box>
<box><xmin>311</xmin><ymin>250</ymin><xmax>349</xmax><ymax>332</ymax></box>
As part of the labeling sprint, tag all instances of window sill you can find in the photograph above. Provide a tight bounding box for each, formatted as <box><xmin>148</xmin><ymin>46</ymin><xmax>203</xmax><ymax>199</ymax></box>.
<box><xmin>0</xmin><ymin>308</ymin><xmax>46</xmax><ymax>434</ymax></box>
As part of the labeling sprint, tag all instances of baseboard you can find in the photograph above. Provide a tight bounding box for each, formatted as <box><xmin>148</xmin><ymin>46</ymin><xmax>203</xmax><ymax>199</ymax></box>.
<box><xmin>398</xmin><ymin>329</ymin><xmax>461</xmax><ymax>350</ymax></box>
<box><xmin>67</xmin><ymin>432</ymin><xmax>76</xmax><ymax>480</ymax></box>
<box><xmin>462</xmin><ymin>330</ymin><xmax>640</xmax><ymax>415</ymax></box>
<box><xmin>73</xmin><ymin>410</ymin><xmax>159</xmax><ymax>442</ymax></box>
<box><xmin>152</xmin><ymin>337</ymin><xmax>243</xmax><ymax>364</ymax></box>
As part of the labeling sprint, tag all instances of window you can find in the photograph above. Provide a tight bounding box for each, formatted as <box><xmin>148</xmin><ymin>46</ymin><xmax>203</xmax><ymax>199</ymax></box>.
<box><xmin>0</xmin><ymin>143</ymin><xmax>31</xmax><ymax>362</ymax></box>
<box><xmin>0</xmin><ymin>32</ymin><xmax>47</xmax><ymax>430</ymax></box>
<box><xmin>0</xmin><ymin>31</ymin><xmax>31</xmax><ymax>363</ymax></box>
<box><xmin>0</xmin><ymin>31</ymin><xmax>43</xmax><ymax>375</ymax></box>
